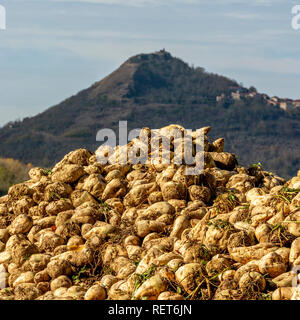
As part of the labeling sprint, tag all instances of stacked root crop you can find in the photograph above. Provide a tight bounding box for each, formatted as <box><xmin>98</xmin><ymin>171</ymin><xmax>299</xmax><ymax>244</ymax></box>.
<box><xmin>0</xmin><ymin>124</ymin><xmax>300</xmax><ymax>300</ymax></box>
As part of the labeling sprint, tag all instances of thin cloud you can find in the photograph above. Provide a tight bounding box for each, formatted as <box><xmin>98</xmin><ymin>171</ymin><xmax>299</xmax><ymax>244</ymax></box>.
<box><xmin>54</xmin><ymin>0</ymin><xmax>284</xmax><ymax>7</ymax></box>
<box><xmin>54</xmin><ymin>0</ymin><xmax>198</xmax><ymax>7</ymax></box>
<box><xmin>224</xmin><ymin>12</ymin><xmax>262</xmax><ymax>20</ymax></box>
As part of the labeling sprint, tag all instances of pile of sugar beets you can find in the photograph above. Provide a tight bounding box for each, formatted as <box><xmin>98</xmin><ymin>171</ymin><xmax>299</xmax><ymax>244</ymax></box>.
<box><xmin>0</xmin><ymin>124</ymin><xmax>300</xmax><ymax>301</ymax></box>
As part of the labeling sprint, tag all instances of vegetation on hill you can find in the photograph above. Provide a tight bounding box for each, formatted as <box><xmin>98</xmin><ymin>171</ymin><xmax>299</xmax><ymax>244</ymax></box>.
<box><xmin>0</xmin><ymin>158</ymin><xmax>32</xmax><ymax>196</ymax></box>
<box><xmin>0</xmin><ymin>50</ymin><xmax>299</xmax><ymax>178</ymax></box>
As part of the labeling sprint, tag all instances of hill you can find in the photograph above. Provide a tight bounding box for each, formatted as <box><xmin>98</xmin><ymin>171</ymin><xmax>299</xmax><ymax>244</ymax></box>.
<box><xmin>0</xmin><ymin>50</ymin><xmax>299</xmax><ymax>178</ymax></box>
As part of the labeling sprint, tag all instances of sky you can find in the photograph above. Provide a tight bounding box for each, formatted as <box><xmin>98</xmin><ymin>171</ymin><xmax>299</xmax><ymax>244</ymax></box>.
<box><xmin>0</xmin><ymin>0</ymin><xmax>300</xmax><ymax>126</ymax></box>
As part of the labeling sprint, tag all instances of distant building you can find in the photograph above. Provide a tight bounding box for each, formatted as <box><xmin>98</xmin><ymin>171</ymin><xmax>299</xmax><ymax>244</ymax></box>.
<box><xmin>216</xmin><ymin>93</ymin><xmax>225</xmax><ymax>102</ymax></box>
<box><xmin>267</xmin><ymin>99</ymin><xmax>278</xmax><ymax>106</ymax></box>
<box><xmin>279</xmin><ymin>100</ymin><xmax>293</xmax><ymax>111</ymax></box>
<box><xmin>246</xmin><ymin>92</ymin><xmax>257</xmax><ymax>98</ymax></box>
<box><xmin>293</xmin><ymin>100</ymin><xmax>300</xmax><ymax>108</ymax></box>
<box><xmin>270</xmin><ymin>96</ymin><xmax>279</xmax><ymax>102</ymax></box>
<box><xmin>231</xmin><ymin>91</ymin><xmax>241</xmax><ymax>100</ymax></box>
